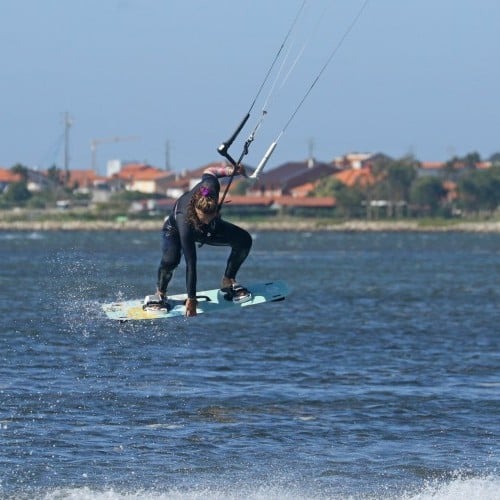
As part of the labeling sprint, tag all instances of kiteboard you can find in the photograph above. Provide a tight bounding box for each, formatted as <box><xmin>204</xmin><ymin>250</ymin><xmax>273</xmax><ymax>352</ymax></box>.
<box><xmin>102</xmin><ymin>280</ymin><xmax>289</xmax><ymax>321</ymax></box>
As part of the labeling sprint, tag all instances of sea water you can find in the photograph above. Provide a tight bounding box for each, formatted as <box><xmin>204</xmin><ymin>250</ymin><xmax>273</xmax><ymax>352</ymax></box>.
<box><xmin>0</xmin><ymin>229</ymin><xmax>498</xmax><ymax>500</ymax></box>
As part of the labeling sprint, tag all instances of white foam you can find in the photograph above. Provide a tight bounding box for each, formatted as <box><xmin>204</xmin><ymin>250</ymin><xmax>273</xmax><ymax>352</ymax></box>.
<box><xmin>403</xmin><ymin>474</ymin><xmax>500</xmax><ymax>500</ymax></box>
<box><xmin>38</xmin><ymin>485</ymin><xmax>319</xmax><ymax>500</ymax></box>
<box><xmin>25</xmin><ymin>475</ymin><xmax>500</xmax><ymax>500</ymax></box>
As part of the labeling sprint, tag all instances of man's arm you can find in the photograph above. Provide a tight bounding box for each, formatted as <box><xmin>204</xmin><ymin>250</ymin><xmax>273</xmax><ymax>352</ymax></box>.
<box><xmin>203</xmin><ymin>163</ymin><xmax>244</xmax><ymax>178</ymax></box>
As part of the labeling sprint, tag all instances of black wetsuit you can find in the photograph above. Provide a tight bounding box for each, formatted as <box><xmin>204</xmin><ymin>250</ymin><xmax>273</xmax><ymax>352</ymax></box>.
<box><xmin>157</xmin><ymin>173</ymin><xmax>252</xmax><ymax>299</ymax></box>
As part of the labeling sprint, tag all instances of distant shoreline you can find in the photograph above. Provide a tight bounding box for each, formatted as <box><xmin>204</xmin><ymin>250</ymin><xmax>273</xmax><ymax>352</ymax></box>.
<box><xmin>1</xmin><ymin>218</ymin><xmax>500</xmax><ymax>233</ymax></box>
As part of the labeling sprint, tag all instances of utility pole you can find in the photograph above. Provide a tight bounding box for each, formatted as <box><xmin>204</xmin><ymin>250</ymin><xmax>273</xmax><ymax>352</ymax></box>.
<box><xmin>165</xmin><ymin>139</ymin><xmax>171</xmax><ymax>171</ymax></box>
<box><xmin>63</xmin><ymin>112</ymin><xmax>72</xmax><ymax>176</ymax></box>
<box><xmin>308</xmin><ymin>137</ymin><xmax>315</xmax><ymax>167</ymax></box>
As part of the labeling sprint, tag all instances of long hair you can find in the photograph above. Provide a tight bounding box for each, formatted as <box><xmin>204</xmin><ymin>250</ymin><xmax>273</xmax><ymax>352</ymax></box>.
<box><xmin>186</xmin><ymin>186</ymin><xmax>218</xmax><ymax>230</ymax></box>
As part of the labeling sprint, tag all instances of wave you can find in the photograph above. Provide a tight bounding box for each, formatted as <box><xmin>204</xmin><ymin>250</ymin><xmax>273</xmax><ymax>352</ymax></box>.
<box><xmin>401</xmin><ymin>474</ymin><xmax>500</xmax><ymax>500</ymax></box>
<box><xmin>4</xmin><ymin>474</ymin><xmax>499</xmax><ymax>500</ymax></box>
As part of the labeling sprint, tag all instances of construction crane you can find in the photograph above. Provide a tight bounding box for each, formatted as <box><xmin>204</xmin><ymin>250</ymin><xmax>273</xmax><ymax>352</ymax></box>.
<box><xmin>90</xmin><ymin>135</ymin><xmax>139</xmax><ymax>172</ymax></box>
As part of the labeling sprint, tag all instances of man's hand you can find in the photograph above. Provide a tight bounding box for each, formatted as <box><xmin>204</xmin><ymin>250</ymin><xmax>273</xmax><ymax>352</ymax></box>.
<box><xmin>234</xmin><ymin>164</ymin><xmax>247</xmax><ymax>177</ymax></box>
<box><xmin>185</xmin><ymin>298</ymin><xmax>198</xmax><ymax>317</ymax></box>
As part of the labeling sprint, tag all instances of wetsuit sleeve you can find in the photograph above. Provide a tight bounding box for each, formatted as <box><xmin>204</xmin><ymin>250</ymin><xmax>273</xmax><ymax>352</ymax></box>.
<box><xmin>175</xmin><ymin>210</ymin><xmax>198</xmax><ymax>299</ymax></box>
<box><xmin>203</xmin><ymin>164</ymin><xmax>235</xmax><ymax>178</ymax></box>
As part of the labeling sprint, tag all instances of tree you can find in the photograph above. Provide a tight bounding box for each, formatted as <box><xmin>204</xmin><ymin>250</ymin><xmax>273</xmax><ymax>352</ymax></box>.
<box><xmin>410</xmin><ymin>177</ymin><xmax>447</xmax><ymax>215</ymax></box>
<box><xmin>490</xmin><ymin>152</ymin><xmax>500</xmax><ymax>166</ymax></box>
<box><xmin>311</xmin><ymin>176</ymin><xmax>343</xmax><ymax>197</ymax></box>
<box><xmin>46</xmin><ymin>165</ymin><xmax>64</xmax><ymax>186</ymax></box>
<box><xmin>334</xmin><ymin>183</ymin><xmax>364</xmax><ymax>218</ymax></box>
<box><xmin>444</xmin><ymin>151</ymin><xmax>481</xmax><ymax>181</ymax></box>
<box><xmin>311</xmin><ymin>176</ymin><xmax>364</xmax><ymax>217</ymax></box>
<box><xmin>371</xmin><ymin>155</ymin><xmax>418</xmax><ymax>217</ymax></box>
<box><xmin>463</xmin><ymin>151</ymin><xmax>481</xmax><ymax>167</ymax></box>
<box><xmin>458</xmin><ymin>166</ymin><xmax>500</xmax><ymax>214</ymax></box>
<box><xmin>10</xmin><ymin>163</ymin><xmax>29</xmax><ymax>182</ymax></box>
<box><xmin>3</xmin><ymin>181</ymin><xmax>31</xmax><ymax>204</ymax></box>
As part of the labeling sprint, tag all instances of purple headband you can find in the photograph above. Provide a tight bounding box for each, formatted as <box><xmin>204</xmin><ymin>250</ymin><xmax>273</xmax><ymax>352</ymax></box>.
<box><xmin>199</xmin><ymin>186</ymin><xmax>213</xmax><ymax>197</ymax></box>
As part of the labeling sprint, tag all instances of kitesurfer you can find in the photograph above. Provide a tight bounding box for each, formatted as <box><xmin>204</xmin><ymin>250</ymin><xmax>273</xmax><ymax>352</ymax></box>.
<box><xmin>144</xmin><ymin>163</ymin><xmax>252</xmax><ymax>317</ymax></box>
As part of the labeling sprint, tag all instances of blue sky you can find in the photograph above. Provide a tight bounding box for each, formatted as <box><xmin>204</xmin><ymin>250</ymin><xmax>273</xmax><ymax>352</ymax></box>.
<box><xmin>1</xmin><ymin>0</ymin><xmax>499</xmax><ymax>174</ymax></box>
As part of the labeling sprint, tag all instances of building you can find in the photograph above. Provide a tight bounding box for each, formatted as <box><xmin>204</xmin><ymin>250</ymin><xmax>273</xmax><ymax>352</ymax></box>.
<box><xmin>112</xmin><ymin>162</ymin><xmax>174</xmax><ymax>194</ymax></box>
<box><xmin>248</xmin><ymin>159</ymin><xmax>338</xmax><ymax>197</ymax></box>
<box><xmin>0</xmin><ymin>168</ymin><xmax>21</xmax><ymax>193</ymax></box>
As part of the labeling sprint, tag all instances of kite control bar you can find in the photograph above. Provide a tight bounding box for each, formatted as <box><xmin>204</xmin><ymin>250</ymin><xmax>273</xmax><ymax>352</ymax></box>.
<box><xmin>217</xmin><ymin>113</ymin><xmax>250</xmax><ymax>168</ymax></box>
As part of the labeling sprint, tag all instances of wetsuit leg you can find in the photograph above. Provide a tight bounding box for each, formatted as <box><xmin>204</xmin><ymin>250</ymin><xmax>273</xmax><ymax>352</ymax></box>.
<box><xmin>157</xmin><ymin>220</ymin><xmax>181</xmax><ymax>294</ymax></box>
<box><xmin>206</xmin><ymin>219</ymin><xmax>252</xmax><ymax>280</ymax></box>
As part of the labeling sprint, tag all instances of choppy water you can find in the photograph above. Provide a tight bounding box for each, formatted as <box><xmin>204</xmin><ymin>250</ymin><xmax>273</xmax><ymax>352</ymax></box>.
<box><xmin>0</xmin><ymin>229</ymin><xmax>499</xmax><ymax>500</ymax></box>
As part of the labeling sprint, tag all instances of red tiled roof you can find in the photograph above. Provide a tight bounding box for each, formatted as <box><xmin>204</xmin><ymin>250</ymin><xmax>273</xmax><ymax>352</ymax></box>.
<box><xmin>335</xmin><ymin>167</ymin><xmax>374</xmax><ymax>187</ymax></box>
<box><xmin>132</xmin><ymin>169</ymin><xmax>172</xmax><ymax>181</ymax></box>
<box><xmin>443</xmin><ymin>180</ymin><xmax>458</xmax><ymax>201</ymax></box>
<box><xmin>420</xmin><ymin>161</ymin><xmax>446</xmax><ymax>169</ymax></box>
<box><xmin>476</xmin><ymin>161</ymin><xmax>492</xmax><ymax>169</ymax></box>
<box><xmin>0</xmin><ymin>168</ymin><xmax>21</xmax><ymax>182</ymax></box>
<box><xmin>114</xmin><ymin>164</ymin><xmax>172</xmax><ymax>181</ymax></box>
<box><xmin>272</xmin><ymin>195</ymin><xmax>335</xmax><ymax>208</ymax></box>
<box><xmin>290</xmin><ymin>182</ymin><xmax>317</xmax><ymax>197</ymax></box>
<box><xmin>165</xmin><ymin>161</ymin><xmax>246</xmax><ymax>192</ymax></box>
<box><xmin>224</xmin><ymin>194</ymin><xmax>334</xmax><ymax>208</ymax></box>
<box><xmin>119</xmin><ymin>162</ymin><xmax>150</xmax><ymax>173</ymax></box>
<box><xmin>64</xmin><ymin>169</ymin><xmax>101</xmax><ymax>186</ymax></box>
<box><xmin>224</xmin><ymin>195</ymin><xmax>274</xmax><ymax>207</ymax></box>
<box><xmin>250</xmin><ymin>160</ymin><xmax>337</xmax><ymax>194</ymax></box>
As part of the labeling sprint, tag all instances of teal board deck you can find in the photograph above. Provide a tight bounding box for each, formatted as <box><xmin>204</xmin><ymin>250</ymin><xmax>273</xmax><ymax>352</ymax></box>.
<box><xmin>102</xmin><ymin>280</ymin><xmax>289</xmax><ymax>321</ymax></box>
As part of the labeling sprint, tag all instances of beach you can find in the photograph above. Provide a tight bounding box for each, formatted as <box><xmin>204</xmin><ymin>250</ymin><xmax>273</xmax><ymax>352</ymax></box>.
<box><xmin>1</xmin><ymin>217</ymin><xmax>500</xmax><ymax>232</ymax></box>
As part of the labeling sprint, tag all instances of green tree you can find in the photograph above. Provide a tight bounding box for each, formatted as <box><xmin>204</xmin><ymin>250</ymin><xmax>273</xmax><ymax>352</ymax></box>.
<box><xmin>444</xmin><ymin>151</ymin><xmax>481</xmax><ymax>181</ymax></box>
<box><xmin>311</xmin><ymin>176</ymin><xmax>343</xmax><ymax>197</ymax></box>
<box><xmin>10</xmin><ymin>163</ymin><xmax>29</xmax><ymax>182</ymax></box>
<box><xmin>458</xmin><ymin>166</ymin><xmax>500</xmax><ymax>213</ymax></box>
<box><xmin>462</xmin><ymin>151</ymin><xmax>481</xmax><ymax>167</ymax></box>
<box><xmin>312</xmin><ymin>176</ymin><xmax>364</xmax><ymax>217</ymax></box>
<box><xmin>334</xmin><ymin>183</ymin><xmax>364</xmax><ymax>218</ymax></box>
<box><xmin>46</xmin><ymin>165</ymin><xmax>64</xmax><ymax>186</ymax></box>
<box><xmin>490</xmin><ymin>152</ymin><xmax>500</xmax><ymax>166</ymax></box>
<box><xmin>3</xmin><ymin>181</ymin><xmax>31</xmax><ymax>204</ymax></box>
<box><xmin>372</xmin><ymin>155</ymin><xmax>418</xmax><ymax>217</ymax></box>
<box><xmin>410</xmin><ymin>177</ymin><xmax>447</xmax><ymax>215</ymax></box>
